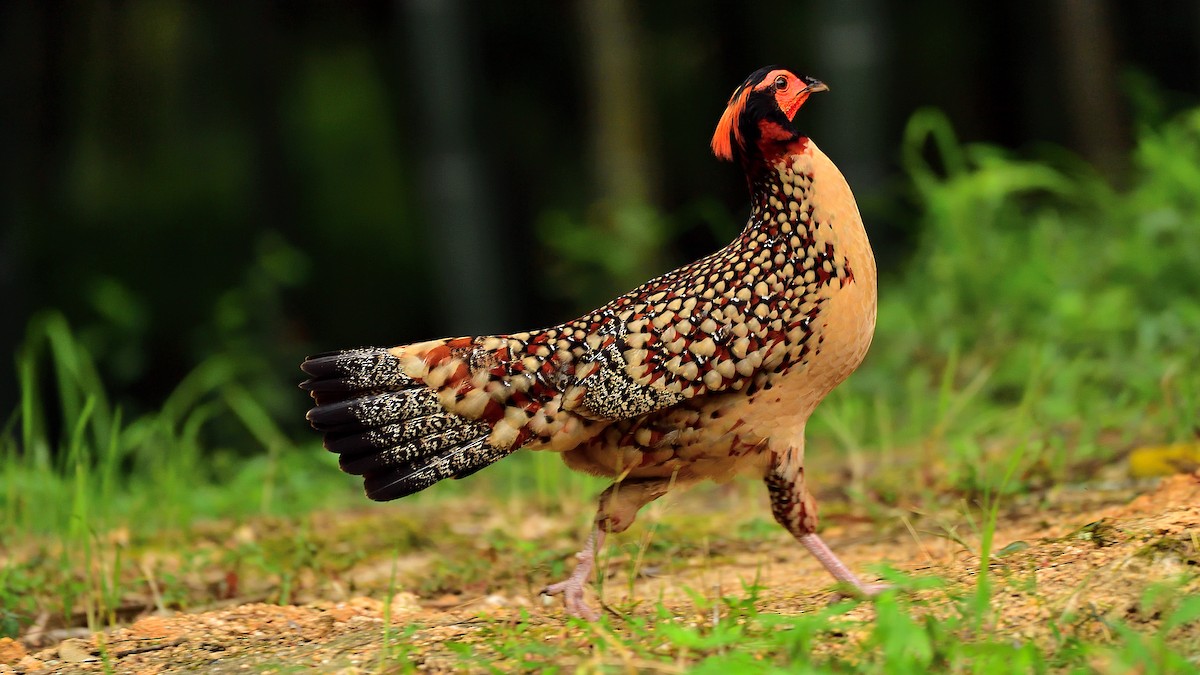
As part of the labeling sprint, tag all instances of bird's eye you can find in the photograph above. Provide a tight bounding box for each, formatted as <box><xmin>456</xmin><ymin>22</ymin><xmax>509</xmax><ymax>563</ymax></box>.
<box><xmin>774</xmin><ymin>76</ymin><xmax>788</xmax><ymax>91</ymax></box>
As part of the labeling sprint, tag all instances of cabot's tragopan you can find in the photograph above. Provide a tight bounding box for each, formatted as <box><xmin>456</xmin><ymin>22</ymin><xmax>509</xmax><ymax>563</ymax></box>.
<box><xmin>302</xmin><ymin>66</ymin><xmax>882</xmax><ymax>620</ymax></box>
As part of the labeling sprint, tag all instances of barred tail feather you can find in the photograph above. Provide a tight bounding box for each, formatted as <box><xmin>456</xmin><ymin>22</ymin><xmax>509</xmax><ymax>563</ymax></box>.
<box><xmin>300</xmin><ymin>348</ymin><xmax>410</xmax><ymax>405</ymax></box>
<box><xmin>363</xmin><ymin>438</ymin><xmax>509</xmax><ymax>501</ymax></box>
<box><xmin>300</xmin><ymin>346</ymin><xmax>510</xmax><ymax>500</ymax></box>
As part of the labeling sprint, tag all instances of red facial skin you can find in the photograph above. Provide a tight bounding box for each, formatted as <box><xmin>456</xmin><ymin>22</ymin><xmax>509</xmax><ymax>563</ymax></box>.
<box><xmin>754</xmin><ymin>69</ymin><xmax>813</xmax><ymax>122</ymax></box>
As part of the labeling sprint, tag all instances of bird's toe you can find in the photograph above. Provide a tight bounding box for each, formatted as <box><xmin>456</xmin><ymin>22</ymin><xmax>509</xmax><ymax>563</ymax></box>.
<box><xmin>858</xmin><ymin>581</ymin><xmax>893</xmax><ymax>597</ymax></box>
<box><xmin>541</xmin><ymin>579</ymin><xmax>599</xmax><ymax>621</ymax></box>
<box><xmin>828</xmin><ymin>580</ymin><xmax>894</xmax><ymax>605</ymax></box>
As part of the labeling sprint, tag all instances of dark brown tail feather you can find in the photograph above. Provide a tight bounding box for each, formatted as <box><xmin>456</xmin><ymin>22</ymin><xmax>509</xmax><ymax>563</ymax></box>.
<box><xmin>300</xmin><ymin>347</ymin><xmax>510</xmax><ymax>500</ymax></box>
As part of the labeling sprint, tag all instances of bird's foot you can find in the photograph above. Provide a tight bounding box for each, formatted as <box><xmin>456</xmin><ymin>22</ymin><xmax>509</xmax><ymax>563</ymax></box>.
<box><xmin>541</xmin><ymin>574</ymin><xmax>600</xmax><ymax>621</ymax></box>
<box><xmin>541</xmin><ymin>529</ymin><xmax>605</xmax><ymax>621</ymax></box>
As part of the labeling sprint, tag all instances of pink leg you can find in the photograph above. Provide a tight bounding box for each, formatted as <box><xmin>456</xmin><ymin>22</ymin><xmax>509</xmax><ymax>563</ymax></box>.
<box><xmin>797</xmin><ymin>532</ymin><xmax>890</xmax><ymax>596</ymax></box>
<box><xmin>542</xmin><ymin>479</ymin><xmax>673</xmax><ymax>620</ymax></box>
<box><xmin>766</xmin><ymin>462</ymin><xmax>888</xmax><ymax>597</ymax></box>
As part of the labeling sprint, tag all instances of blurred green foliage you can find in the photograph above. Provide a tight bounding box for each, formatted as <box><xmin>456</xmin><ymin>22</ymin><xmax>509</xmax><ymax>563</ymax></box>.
<box><xmin>807</xmin><ymin>104</ymin><xmax>1200</xmax><ymax>499</ymax></box>
<box><xmin>873</xmin><ymin>103</ymin><xmax>1200</xmax><ymax>404</ymax></box>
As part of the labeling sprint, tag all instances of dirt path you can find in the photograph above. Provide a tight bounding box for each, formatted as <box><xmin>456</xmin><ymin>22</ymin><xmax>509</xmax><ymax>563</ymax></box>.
<box><xmin>5</xmin><ymin>473</ymin><xmax>1198</xmax><ymax>673</ymax></box>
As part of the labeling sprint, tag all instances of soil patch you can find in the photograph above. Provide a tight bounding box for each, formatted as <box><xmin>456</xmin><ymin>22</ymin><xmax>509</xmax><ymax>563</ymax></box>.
<box><xmin>7</xmin><ymin>472</ymin><xmax>1198</xmax><ymax>673</ymax></box>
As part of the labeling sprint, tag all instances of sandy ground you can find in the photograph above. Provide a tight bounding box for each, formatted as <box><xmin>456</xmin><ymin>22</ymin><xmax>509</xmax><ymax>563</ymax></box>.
<box><xmin>3</xmin><ymin>472</ymin><xmax>1198</xmax><ymax>673</ymax></box>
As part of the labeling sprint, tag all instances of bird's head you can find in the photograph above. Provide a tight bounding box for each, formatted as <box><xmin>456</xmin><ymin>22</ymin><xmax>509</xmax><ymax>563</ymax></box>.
<box><xmin>711</xmin><ymin>66</ymin><xmax>828</xmax><ymax>163</ymax></box>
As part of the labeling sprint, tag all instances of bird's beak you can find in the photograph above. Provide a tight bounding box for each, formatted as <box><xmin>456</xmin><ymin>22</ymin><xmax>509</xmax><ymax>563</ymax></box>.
<box><xmin>802</xmin><ymin>78</ymin><xmax>829</xmax><ymax>94</ymax></box>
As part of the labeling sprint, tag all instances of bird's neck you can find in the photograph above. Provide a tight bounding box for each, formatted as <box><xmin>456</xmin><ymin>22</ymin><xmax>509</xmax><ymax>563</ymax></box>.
<box><xmin>743</xmin><ymin>139</ymin><xmax>816</xmax><ymax>242</ymax></box>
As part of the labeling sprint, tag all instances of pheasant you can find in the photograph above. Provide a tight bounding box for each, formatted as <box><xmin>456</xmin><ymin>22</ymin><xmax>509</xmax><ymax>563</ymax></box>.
<box><xmin>301</xmin><ymin>66</ymin><xmax>880</xmax><ymax>620</ymax></box>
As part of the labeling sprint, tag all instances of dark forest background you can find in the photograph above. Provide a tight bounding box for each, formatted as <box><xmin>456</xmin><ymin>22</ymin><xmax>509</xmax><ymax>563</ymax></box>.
<box><xmin>3</xmin><ymin>0</ymin><xmax>1199</xmax><ymax>439</ymax></box>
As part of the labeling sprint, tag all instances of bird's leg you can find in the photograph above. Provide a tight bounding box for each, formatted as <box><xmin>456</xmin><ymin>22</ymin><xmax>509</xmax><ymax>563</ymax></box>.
<box><xmin>765</xmin><ymin>457</ymin><xmax>888</xmax><ymax>597</ymax></box>
<box><xmin>542</xmin><ymin>478</ymin><xmax>673</xmax><ymax>620</ymax></box>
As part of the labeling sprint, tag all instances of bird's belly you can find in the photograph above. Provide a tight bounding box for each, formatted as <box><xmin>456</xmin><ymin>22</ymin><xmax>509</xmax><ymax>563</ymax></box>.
<box><xmin>740</xmin><ymin>274</ymin><xmax>874</xmax><ymax>429</ymax></box>
<box><xmin>560</xmin><ymin>395</ymin><xmax>775</xmax><ymax>483</ymax></box>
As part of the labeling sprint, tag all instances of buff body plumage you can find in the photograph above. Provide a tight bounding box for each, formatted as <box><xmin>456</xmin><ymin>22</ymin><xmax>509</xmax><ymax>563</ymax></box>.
<box><xmin>302</xmin><ymin>66</ymin><xmax>881</xmax><ymax>619</ymax></box>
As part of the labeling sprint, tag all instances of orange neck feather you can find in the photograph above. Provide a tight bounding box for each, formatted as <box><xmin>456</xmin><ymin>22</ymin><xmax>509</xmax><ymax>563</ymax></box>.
<box><xmin>710</xmin><ymin>87</ymin><xmax>752</xmax><ymax>162</ymax></box>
